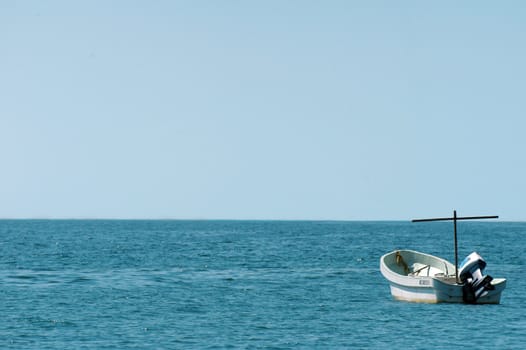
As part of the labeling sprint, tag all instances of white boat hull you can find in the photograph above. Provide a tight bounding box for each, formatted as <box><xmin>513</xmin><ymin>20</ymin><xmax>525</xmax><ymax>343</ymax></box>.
<box><xmin>380</xmin><ymin>250</ymin><xmax>506</xmax><ymax>304</ymax></box>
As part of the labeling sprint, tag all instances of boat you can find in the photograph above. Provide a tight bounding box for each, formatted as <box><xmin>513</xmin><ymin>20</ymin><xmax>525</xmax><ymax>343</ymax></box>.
<box><xmin>379</xmin><ymin>211</ymin><xmax>507</xmax><ymax>304</ymax></box>
<box><xmin>380</xmin><ymin>250</ymin><xmax>506</xmax><ymax>303</ymax></box>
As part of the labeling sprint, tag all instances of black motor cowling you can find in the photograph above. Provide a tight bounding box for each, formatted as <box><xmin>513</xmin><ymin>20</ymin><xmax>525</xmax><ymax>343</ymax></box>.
<box><xmin>459</xmin><ymin>252</ymin><xmax>495</xmax><ymax>303</ymax></box>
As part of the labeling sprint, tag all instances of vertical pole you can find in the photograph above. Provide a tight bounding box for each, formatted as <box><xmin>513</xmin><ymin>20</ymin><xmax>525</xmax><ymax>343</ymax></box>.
<box><xmin>454</xmin><ymin>210</ymin><xmax>459</xmax><ymax>283</ymax></box>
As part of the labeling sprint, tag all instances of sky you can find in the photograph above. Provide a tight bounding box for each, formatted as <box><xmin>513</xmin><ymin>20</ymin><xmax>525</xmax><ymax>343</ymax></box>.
<box><xmin>1</xmin><ymin>1</ymin><xmax>526</xmax><ymax>220</ymax></box>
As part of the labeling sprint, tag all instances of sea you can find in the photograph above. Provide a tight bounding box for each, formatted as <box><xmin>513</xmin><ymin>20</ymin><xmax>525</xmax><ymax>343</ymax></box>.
<box><xmin>0</xmin><ymin>220</ymin><xmax>524</xmax><ymax>349</ymax></box>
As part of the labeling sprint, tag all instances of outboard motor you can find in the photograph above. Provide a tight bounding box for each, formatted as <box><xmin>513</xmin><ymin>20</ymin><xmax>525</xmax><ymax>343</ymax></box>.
<box><xmin>459</xmin><ymin>252</ymin><xmax>495</xmax><ymax>303</ymax></box>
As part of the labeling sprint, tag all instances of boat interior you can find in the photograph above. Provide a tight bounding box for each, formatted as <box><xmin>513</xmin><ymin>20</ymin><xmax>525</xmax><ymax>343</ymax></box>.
<box><xmin>390</xmin><ymin>250</ymin><xmax>458</xmax><ymax>283</ymax></box>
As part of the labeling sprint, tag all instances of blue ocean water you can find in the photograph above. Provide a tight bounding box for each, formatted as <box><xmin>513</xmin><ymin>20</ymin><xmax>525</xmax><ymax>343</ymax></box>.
<box><xmin>0</xmin><ymin>220</ymin><xmax>524</xmax><ymax>349</ymax></box>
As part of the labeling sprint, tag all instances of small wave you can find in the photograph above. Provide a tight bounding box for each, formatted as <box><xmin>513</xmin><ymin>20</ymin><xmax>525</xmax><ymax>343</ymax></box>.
<box><xmin>68</xmin><ymin>276</ymin><xmax>94</xmax><ymax>284</ymax></box>
<box><xmin>8</xmin><ymin>274</ymin><xmax>37</xmax><ymax>280</ymax></box>
<box><xmin>24</xmin><ymin>316</ymin><xmax>77</xmax><ymax>328</ymax></box>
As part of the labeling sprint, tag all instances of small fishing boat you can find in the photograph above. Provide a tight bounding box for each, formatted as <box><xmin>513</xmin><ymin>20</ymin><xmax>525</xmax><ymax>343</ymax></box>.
<box><xmin>380</xmin><ymin>250</ymin><xmax>506</xmax><ymax>303</ymax></box>
<box><xmin>380</xmin><ymin>211</ymin><xmax>507</xmax><ymax>304</ymax></box>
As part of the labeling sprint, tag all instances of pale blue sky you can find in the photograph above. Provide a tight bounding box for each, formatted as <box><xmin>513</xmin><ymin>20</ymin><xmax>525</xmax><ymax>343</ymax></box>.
<box><xmin>1</xmin><ymin>1</ymin><xmax>526</xmax><ymax>220</ymax></box>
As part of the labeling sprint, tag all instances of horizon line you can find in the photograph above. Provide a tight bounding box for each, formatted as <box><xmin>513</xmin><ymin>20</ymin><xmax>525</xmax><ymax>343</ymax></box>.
<box><xmin>0</xmin><ymin>217</ymin><xmax>521</xmax><ymax>222</ymax></box>
<box><xmin>0</xmin><ymin>217</ymin><xmax>406</xmax><ymax>222</ymax></box>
